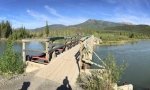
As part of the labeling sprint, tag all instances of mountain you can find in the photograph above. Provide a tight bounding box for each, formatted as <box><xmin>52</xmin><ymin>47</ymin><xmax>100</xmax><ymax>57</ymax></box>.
<box><xmin>33</xmin><ymin>19</ymin><xmax>125</xmax><ymax>31</ymax></box>
<box><xmin>32</xmin><ymin>19</ymin><xmax>150</xmax><ymax>33</ymax></box>
<box><xmin>72</xmin><ymin>19</ymin><xmax>124</xmax><ymax>29</ymax></box>
<box><xmin>32</xmin><ymin>24</ymin><xmax>66</xmax><ymax>31</ymax></box>
<box><xmin>30</xmin><ymin>19</ymin><xmax>150</xmax><ymax>34</ymax></box>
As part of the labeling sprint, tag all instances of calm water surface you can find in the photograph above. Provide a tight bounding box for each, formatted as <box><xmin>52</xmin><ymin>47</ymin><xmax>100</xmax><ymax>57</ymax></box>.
<box><xmin>92</xmin><ymin>40</ymin><xmax>150</xmax><ymax>89</ymax></box>
<box><xmin>0</xmin><ymin>41</ymin><xmax>45</xmax><ymax>56</ymax></box>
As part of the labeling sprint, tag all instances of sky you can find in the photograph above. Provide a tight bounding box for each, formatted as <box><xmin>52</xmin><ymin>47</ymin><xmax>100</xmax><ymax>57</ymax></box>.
<box><xmin>0</xmin><ymin>0</ymin><xmax>150</xmax><ymax>29</ymax></box>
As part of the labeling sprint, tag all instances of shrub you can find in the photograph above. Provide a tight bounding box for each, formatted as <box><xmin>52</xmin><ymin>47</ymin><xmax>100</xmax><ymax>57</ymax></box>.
<box><xmin>0</xmin><ymin>39</ymin><xmax>25</xmax><ymax>75</ymax></box>
<box><xmin>77</xmin><ymin>54</ymin><xmax>127</xmax><ymax>90</ymax></box>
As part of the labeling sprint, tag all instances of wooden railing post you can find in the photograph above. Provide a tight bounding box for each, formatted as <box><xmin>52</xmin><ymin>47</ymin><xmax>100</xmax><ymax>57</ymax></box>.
<box><xmin>22</xmin><ymin>41</ymin><xmax>26</xmax><ymax>62</ymax></box>
<box><xmin>45</xmin><ymin>41</ymin><xmax>49</xmax><ymax>62</ymax></box>
<box><xmin>79</xmin><ymin>40</ymin><xmax>84</xmax><ymax>70</ymax></box>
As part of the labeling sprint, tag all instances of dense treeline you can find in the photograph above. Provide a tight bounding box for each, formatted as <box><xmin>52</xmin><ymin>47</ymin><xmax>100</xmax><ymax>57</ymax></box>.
<box><xmin>31</xmin><ymin>28</ymin><xmax>150</xmax><ymax>42</ymax></box>
<box><xmin>30</xmin><ymin>22</ymin><xmax>150</xmax><ymax>42</ymax></box>
<box><xmin>0</xmin><ymin>21</ymin><xmax>12</xmax><ymax>38</ymax></box>
<box><xmin>1</xmin><ymin>20</ymin><xmax>150</xmax><ymax>43</ymax></box>
<box><xmin>0</xmin><ymin>21</ymin><xmax>31</xmax><ymax>40</ymax></box>
<box><xmin>104</xmin><ymin>25</ymin><xmax>150</xmax><ymax>36</ymax></box>
<box><xmin>10</xmin><ymin>27</ymin><xmax>31</xmax><ymax>40</ymax></box>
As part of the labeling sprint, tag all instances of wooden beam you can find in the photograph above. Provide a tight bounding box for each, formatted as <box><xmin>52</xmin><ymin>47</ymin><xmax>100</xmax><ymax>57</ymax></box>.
<box><xmin>22</xmin><ymin>39</ymin><xmax>49</xmax><ymax>42</ymax></box>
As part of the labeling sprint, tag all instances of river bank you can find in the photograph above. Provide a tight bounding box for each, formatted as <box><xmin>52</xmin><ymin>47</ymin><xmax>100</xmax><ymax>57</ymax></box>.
<box><xmin>99</xmin><ymin>39</ymin><xmax>150</xmax><ymax>46</ymax></box>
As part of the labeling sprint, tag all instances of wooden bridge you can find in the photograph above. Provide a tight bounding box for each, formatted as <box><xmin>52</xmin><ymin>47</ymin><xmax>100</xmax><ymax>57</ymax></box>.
<box><xmin>0</xmin><ymin>35</ymin><xmax>133</xmax><ymax>90</ymax></box>
<box><xmin>22</xmin><ymin>36</ymin><xmax>81</xmax><ymax>63</ymax></box>
<box><xmin>23</xmin><ymin>35</ymin><xmax>97</xmax><ymax>90</ymax></box>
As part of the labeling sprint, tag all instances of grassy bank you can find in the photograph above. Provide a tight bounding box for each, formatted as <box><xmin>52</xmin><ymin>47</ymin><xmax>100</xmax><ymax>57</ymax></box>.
<box><xmin>93</xmin><ymin>30</ymin><xmax>150</xmax><ymax>45</ymax></box>
<box><xmin>99</xmin><ymin>39</ymin><xmax>141</xmax><ymax>46</ymax></box>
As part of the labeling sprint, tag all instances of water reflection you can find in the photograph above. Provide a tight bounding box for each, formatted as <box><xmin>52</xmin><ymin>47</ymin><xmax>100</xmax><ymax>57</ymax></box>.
<box><xmin>0</xmin><ymin>41</ymin><xmax>45</xmax><ymax>56</ymax></box>
<box><xmin>92</xmin><ymin>40</ymin><xmax>150</xmax><ymax>89</ymax></box>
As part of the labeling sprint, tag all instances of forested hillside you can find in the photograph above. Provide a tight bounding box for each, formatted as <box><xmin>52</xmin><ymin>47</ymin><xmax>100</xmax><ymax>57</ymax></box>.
<box><xmin>1</xmin><ymin>19</ymin><xmax>150</xmax><ymax>43</ymax></box>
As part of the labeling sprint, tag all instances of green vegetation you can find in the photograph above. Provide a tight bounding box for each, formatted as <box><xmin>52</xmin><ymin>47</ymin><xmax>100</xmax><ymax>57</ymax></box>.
<box><xmin>77</xmin><ymin>54</ymin><xmax>127</xmax><ymax>90</ymax></box>
<box><xmin>45</xmin><ymin>21</ymin><xmax>49</xmax><ymax>37</ymax></box>
<box><xmin>10</xmin><ymin>27</ymin><xmax>31</xmax><ymax>40</ymax></box>
<box><xmin>0</xmin><ymin>20</ymin><xmax>150</xmax><ymax>45</ymax></box>
<box><xmin>0</xmin><ymin>39</ymin><xmax>25</xmax><ymax>75</ymax></box>
<box><xmin>0</xmin><ymin>21</ymin><xmax>31</xmax><ymax>40</ymax></box>
<box><xmin>0</xmin><ymin>20</ymin><xmax>12</xmax><ymax>38</ymax></box>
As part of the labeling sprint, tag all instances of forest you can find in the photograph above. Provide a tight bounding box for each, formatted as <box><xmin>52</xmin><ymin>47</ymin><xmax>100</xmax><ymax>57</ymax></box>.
<box><xmin>0</xmin><ymin>20</ymin><xmax>150</xmax><ymax>44</ymax></box>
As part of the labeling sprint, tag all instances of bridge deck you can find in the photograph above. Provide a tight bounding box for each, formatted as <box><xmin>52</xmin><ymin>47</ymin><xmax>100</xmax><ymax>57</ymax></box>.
<box><xmin>28</xmin><ymin>44</ymin><xmax>80</xmax><ymax>90</ymax></box>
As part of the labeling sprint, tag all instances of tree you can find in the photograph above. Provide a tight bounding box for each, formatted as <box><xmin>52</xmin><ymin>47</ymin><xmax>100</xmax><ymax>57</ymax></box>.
<box><xmin>129</xmin><ymin>33</ymin><xmax>134</xmax><ymax>38</ymax></box>
<box><xmin>10</xmin><ymin>26</ymin><xmax>30</xmax><ymax>40</ymax></box>
<box><xmin>45</xmin><ymin>21</ymin><xmax>49</xmax><ymax>37</ymax></box>
<box><xmin>5</xmin><ymin>21</ymin><xmax>12</xmax><ymax>38</ymax></box>
<box><xmin>0</xmin><ymin>20</ymin><xmax>12</xmax><ymax>38</ymax></box>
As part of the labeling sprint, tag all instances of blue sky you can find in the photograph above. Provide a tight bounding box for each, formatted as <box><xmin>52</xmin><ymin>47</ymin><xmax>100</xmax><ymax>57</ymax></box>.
<box><xmin>0</xmin><ymin>0</ymin><xmax>150</xmax><ymax>29</ymax></box>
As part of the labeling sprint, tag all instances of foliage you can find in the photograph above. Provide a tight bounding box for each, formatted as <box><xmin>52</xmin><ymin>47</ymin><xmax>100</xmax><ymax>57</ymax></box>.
<box><xmin>10</xmin><ymin>27</ymin><xmax>31</xmax><ymax>40</ymax></box>
<box><xmin>77</xmin><ymin>54</ymin><xmax>127</xmax><ymax>90</ymax></box>
<box><xmin>1</xmin><ymin>20</ymin><xmax>150</xmax><ymax>42</ymax></box>
<box><xmin>0</xmin><ymin>39</ymin><xmax>25</xmax><ymax>75</ymax></box>
<box><xmin>45</xmin><ymin>21</ymin><xmax>49</xmax><ymax>37</ymax></box>
<box><xmin>104</xmin><ymin>54</ymin><xmax>127</xmax><ymax>83</ymax></box>
<box><xmin>0</xmin><ymin>20</ymin><xmax>12</xmax><ymax>38</ymax></box>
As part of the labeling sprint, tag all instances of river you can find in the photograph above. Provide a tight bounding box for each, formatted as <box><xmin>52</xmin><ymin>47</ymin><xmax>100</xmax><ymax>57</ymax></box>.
<box><xmin>0</xmin><ymin>41</ymin><xmax>45</xmax><ymax>56</ymax></box>
<box><xmin>0</xmin><ymin>40</ymin><xmax>150</xmax><ymax>89</ymax></box>
<box><xmin>92</xmin><ymin>40</ymin><xmax>150</xmax><ymax>90</ymax></box>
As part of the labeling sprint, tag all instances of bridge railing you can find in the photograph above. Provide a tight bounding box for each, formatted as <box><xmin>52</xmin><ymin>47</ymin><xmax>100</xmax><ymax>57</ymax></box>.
<box><xmin>23</xmin><ymin>36</ymin><xmax>83</xmax><ymax>64</ymax></box>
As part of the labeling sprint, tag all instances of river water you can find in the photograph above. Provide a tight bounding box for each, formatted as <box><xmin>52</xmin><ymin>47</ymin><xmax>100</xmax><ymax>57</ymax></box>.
<box><xmin>0</xmin><ymin>40</ymin><xmax>150</xmax><ymax>89</ymax></box>
<box><xmin>0</xmin><ymin>41</ymin><xmax>45</xmax><ymax>56</ymax></box>
<box><xmin>92</xmin><ymin>40</ymin><xmax>150</xmax><ymax>89</ymax></box>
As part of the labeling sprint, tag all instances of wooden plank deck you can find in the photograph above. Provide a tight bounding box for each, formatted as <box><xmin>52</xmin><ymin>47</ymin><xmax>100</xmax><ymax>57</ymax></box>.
<box><xmin>28</xmin><ymin>44</ymin><xmax>80</xmax><ymax>90</ymax></box>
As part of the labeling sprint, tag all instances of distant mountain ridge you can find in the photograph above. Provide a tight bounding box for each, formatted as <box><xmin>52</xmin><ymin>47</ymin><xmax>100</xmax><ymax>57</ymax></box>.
<box><xmin>32</xmin><ymin>19</ymin><xmax>150</xmax><ymax>32</ymax></box>
<box><xmin>32</xmin><ymin>24</ymin><xmax>66</xmax><ymax>31</ymax></box>
<box><xmin>72</xmin><ymin>19</ymin><xmax>125</xmax><ymax>29</ymax></box>
<box><xmin>32</xmin><ymin>19</ymin><xmax>126</xmax><ymax>31</ymax></box>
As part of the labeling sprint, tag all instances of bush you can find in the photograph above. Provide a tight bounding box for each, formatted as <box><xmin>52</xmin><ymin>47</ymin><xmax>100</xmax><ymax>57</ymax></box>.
<box><xmin>77</xmin><ymin>54</ymin><xmax>127</xmax><ymax>90</ymax></box>
<box><xmin>0</xmin><ymin>39</ymin><xmax>25</xmax><ymax>75</ymax></box>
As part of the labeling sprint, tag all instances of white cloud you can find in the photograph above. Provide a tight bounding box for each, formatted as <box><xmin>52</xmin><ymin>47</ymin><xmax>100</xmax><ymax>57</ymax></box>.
<box><xmin>26</xmin><ymin>5</ymin><xmax>88</xmax><ymax>28</ymax></box>
<box><xmin>0</xmin><ymin>16</ymin><xmax>7</xmax><ymax>20</ymax></box>
<box><xmin>44</xmin><ymin>5</ymin><xmax>64</xmax><ymax>18</ymax></box>
<box><xmin>107</xmin><ymin>12</ymin><xmax>150</xmax><ymax>25</ymax></box>
<box><xmin>27</xmin><ymin>9</ymin><xmax>50</xmax><ymax>21</ymax></box>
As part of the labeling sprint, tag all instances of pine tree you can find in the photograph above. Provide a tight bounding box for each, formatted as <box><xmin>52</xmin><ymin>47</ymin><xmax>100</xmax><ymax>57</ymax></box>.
<box><xmin>45</xmin><ymin>21</ymin><xmax>49</xmax><ymax>37</ymax></box>
<box><xmin>5</xmin><ymin>21</ymin><xmax>12</xmax><ymax>38</ymax></box>
<box><xmin>0</xmin><ymin>20</ymin><xmax>12</xmax><ymax>38</ymax></box>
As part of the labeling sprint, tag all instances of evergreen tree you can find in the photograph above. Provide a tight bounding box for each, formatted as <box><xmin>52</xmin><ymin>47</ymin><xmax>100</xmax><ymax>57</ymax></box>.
<box><xmin>5</xmin><ymin>21</ymin><xmax>12</xmax><ymax>38</ymax></box>
<box><xmin>45</xmin><ymin>21</ymin><xmax>49</xmax><ymax>37</ymax></box>
<box><xmin>0</xmin><ymin>20</ymin><xmax>12</xmax><ymax>38</ymax></box>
